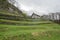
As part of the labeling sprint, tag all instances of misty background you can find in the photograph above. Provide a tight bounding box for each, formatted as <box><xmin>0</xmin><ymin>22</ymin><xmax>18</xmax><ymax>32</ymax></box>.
<box><xmin>14</xmin><ymin>0</ymin><xmax>60</xmax><ymax>16</ymax></box>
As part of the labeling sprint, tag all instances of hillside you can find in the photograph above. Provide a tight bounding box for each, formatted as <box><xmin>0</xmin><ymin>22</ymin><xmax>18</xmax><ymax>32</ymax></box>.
<box><xmin>0</xmin><ymin>0</ymin><xmax>27</xmax><ymax>24</ymax></box>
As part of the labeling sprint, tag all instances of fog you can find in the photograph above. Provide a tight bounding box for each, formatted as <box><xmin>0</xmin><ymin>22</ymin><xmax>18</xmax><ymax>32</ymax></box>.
<box><xmin>15</xmin><ymin>0</ymin><xmax>60</xmax><ymax>15</ymax></box>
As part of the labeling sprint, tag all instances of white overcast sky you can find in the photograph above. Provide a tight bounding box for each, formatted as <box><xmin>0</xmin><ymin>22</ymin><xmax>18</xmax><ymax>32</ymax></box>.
<box><xmin>15</xmin><ymin>0</ymin><xmax>60</xmax><ymax>15</ymax></box>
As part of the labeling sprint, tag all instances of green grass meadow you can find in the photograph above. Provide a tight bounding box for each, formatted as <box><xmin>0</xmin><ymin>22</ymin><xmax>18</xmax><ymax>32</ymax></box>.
<box><xmin>0</xmin><ymin>21</ymin><xmax>60</xmax><ymax>40</ymax></box>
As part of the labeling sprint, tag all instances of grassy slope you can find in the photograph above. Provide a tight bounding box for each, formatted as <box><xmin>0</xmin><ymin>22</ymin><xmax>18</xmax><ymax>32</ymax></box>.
<box><xmin>0</xmin><ymin>22</ymin><xmax>60</xmax><ymax>40</ymax></box>
<box><xmin>0</xmin><ymin>1</ymin><xmax>60</xmax><ymax>40</ymax></box>
<box><xmin>0</xmin><ymin>19</ymin><xmax>53</xmax><ymax>25</ymax></box>
<box><xmin>0</xmin><ymin>11</ymin><xmax>60</xmax><ymax>40</ymax></box>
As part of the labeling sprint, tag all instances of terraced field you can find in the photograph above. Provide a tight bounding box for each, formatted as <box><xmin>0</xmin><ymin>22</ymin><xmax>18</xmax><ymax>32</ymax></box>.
<box><xmin>0</xmin><ymin>0</ymin><xmax>60</xmax><ymax>40</ymax></box>
<box><xmin>0</xmin><ymin>21</ymin><xmax>60</xmax><ymax>40</ymax></box>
